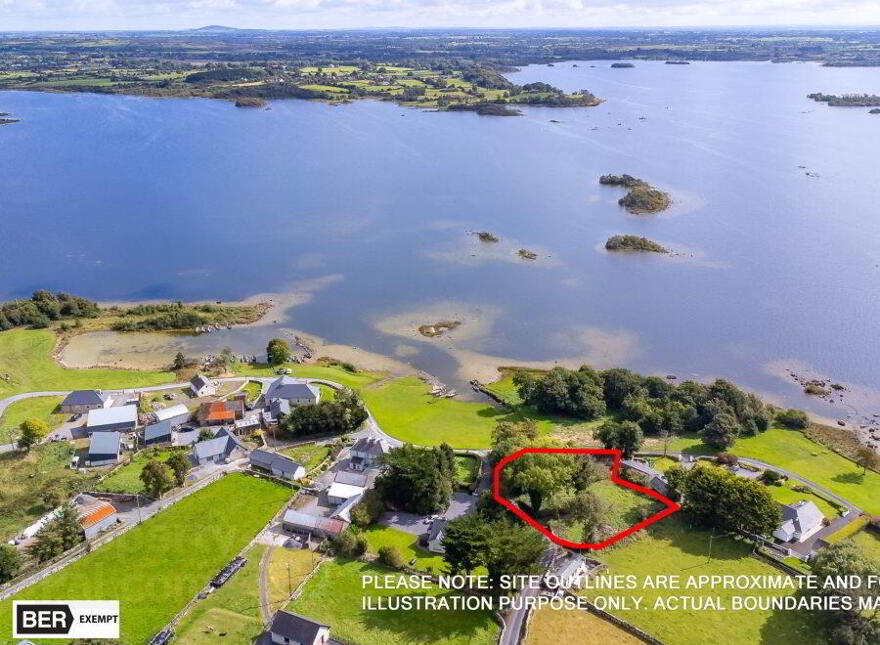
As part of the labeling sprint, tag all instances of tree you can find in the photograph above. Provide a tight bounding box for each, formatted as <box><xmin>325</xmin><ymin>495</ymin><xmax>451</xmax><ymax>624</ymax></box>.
<box><xmin>855</xmin><ymin>446</ymin><xmax>880</xmax><ymax>475</ymax></box>
<box><xmin>775</xmin><ymin>408</ymin><xmax>809</xmax><ymax>429</ymax></box>
<box><xmin>568</xmin><ymin>491</ymin><xmax>609</xmax><ymax>543</ymax></box>
<box><xmin>515</xmin><ymin>366</ymin><xmax>606</xmax><ymax>420</ymax></box>
<box><xmin>601</xmin><ymin>368</ymin><xmax>645</xmax><ymax>408</ymax></box>
<box><xmin>682</xmin><ymin>464</ymin><xmax>780</xmax><ymax>535</ymax></box>
<box><xmin>377</xmin><ymin>545</ymin><xmax>405</xmax><ymax>568</ymax></box>
<box><xmin>443</xmin><ymin>514</ymin><xmax>489</xmax><ymax>574</ymax></box>
<box><xmin>507</xmin><ymin>451</ymin><xmax>575</xmax><ymax>512</ymax></box>
<box><xmin>279</xmin><ymin>389</ymin><xmax>368</xmax><ymax>438</ymax></box>
<box><xmin>701</xmin><ymin>411</ymin><xmax>739</xmax><ymax>450</ymax></box>
<box><xmin>198</xmin><ymin>429</ymin><xmax>214</xmax><ymax>441</ymax></box>
<box><xmin>28</xmin><ymin>504</ymin><xmax>84</xmax><ymax>562</ymax></box>
<box><xmin>172</xmin><ymin>351</ymin><xmax>186</xmax><ymax>371</ymax></box>
<box><xmin>166</xmin><ymin>451</ymin><xmax>191</xmax><ymax>486</ymax></box>
<box><xmin>266</xmin><ymin>338</ymin><xmax>292</xmax><ymax>365</ymax></box>
<box><xmin>18</xmin><ymin>417</ymin><xmax>49</xmax><ymax>450</ymax></box>
<box><xmin>664</xmin><ymin>464</ymin><xmax>686</xmax><ymax>502</ymax></box>
<box><xmin>140</xmin><ymin>460</ymin><xmax>175</xmax><ymax>498</ymax></box>
<box><xmin>0</xmin><ymin>544</ymin><xmax>22</xmax><ymax>583</ymax></box>
<box><xmin>482</xmin><ymin>523</ymin><xmax>545</xmax><ymax>588</ymax></box>
<box><xmin>375</xmin><ymin>445</ymin><xmax>456</xmax><ymax>514</ymax></box>
<box><xmin>594</xmin><ymin>420</ymin><xmax>643</xmax><ymax>459</ymax></box>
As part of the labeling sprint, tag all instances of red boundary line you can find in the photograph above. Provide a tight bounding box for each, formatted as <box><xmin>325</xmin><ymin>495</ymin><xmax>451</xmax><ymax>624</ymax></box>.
<box><xmin>491</xmin><ymin>448</ymin><xmax>680</xmax><ymax>550</ymax></box>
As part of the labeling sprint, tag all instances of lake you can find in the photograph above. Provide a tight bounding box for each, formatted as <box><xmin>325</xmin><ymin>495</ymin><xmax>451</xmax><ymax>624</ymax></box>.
<box><xmin>1</xmin><ymin>60</ymin><xmax>879</xmax><ymax>422</ymax></box>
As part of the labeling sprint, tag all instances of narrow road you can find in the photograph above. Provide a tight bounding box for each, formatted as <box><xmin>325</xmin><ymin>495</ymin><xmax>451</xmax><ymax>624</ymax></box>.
<box><xmin>258</xmin><ymin>545</ymin><xmax>274</xmax><ymax>625</ymax></box>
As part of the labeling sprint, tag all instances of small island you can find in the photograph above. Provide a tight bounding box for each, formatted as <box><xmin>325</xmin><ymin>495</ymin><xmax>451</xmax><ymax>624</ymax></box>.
<box><xmin>605</xmin><ymin>235</ymin><xmax>668</xmax><ymax>253</ymax></box>
<box><xmin>611</xmin><ymin>62</ymin><xmax>635</xmax><ymax>68</ymax></box>
<box><xmin>870</xmin><ymin>108</ymin><xmax>880</xmax><ymax>114</ymax></box>
<box><xmin>234</xmin><ymin>97</ymin><xmax>267</xmax><ymax>108</ymax></box>
<box><xmin>517</xmin><ymin>249</ymin><xmax>538</xmax><ymax>260</ymax></box>
<box><xmin>665</xmin><ymin>60</ymin><xmax>691</xmax><ymax>65</ymax></box>
<box><xmin>474</xmin><ymin>231</ymin><xmax>499</xmax><ymax>243</ymax></box>
<box><xmin>807</xmin><ymin>93</ymin><xmax>880</xmax><ymax>107</ymax></box>
<box><xmin>599</xmin><ymin>174</ymin><xmax>671</xmax><ymax>214</ymax></box>
<box><xmin>0</xmin><ymin>111</ymin><xmax>19</xmax><ymax>125</ymax></box>
<box><xmin>418</xmin><ymin>320</ymin><xmax>461</xmax><ymax>337</ymax></box>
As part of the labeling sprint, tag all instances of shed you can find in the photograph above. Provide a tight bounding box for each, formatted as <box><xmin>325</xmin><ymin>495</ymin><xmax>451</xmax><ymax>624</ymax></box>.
<box><xmin>60</xmin><ymin>389</ymin><xmax>112</xmax><ymax>414</ymax></box>
<box><xmin>268</xmin><ymin>609</ymin><xmax>330</xmax><ymax>645</ymax></box>
<box><xmin>189</xmin><ymin>374</ymin><xmax>216</xmax><ymax>398</ymax></box>
<box><xmin>334</xmin><ymin>471</ymin><xmax>367</xmax><ymax>487</ymax></box>
<box><xmin>327</xmin><ymin>482</ymin><xmax>365</xmax><ymax>505</ymax></box>
<box><xmin>76</xmin><ymin>498</ymin><xmax>118</xmax><ymax>539</ymax></box>
<box><xmin>144</xmin><ymin>420</ymin><xmax>173</xmax><ymax>446</ymax></box>
<box><xmin>87</xmin><ymin>431</ymin><xmax>122</xmax><ymax>467</ymax></box>
<box><xmin>281</xmin><ymin>509</ymin><xmax>346</xmax><ymax>538</ymax></box>
<box><xmin>249</xmin><ymin>449</ymin><xmax>306</xmax><ymax>480</ymax></box>
<box><xmin>87</xmin><ymin>405</ymin><xmax>137</xmax><ymax>432</ymax></box>
<box><xmin>154</xmin><ymin>403</ymin><xmax>190</xmax><ymax>426</ymax></box>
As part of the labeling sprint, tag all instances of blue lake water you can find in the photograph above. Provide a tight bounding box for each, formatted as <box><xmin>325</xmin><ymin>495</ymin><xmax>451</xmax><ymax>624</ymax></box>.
<box><xmin>1</xmin><ymin>60</ymin><xmax>879</xmax><ymax>418</ymax></box>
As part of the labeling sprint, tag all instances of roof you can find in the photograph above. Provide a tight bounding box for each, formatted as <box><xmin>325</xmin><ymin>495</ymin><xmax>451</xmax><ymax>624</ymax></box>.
<box><xmin>78</xmin><ymin>500</ymin><xmax>117</xmax><ymax>529</ymax></box>
<box><xmin>326</xmin><ymin>482</ymin><xmax>365</xmax><ymax>501</ymax></box>
<box><xmin>88</xmin><ymin>431</ymin><xmax>121</xmax><ymax>456</ymax></box>
<box><xmin>269</xmin><ymin>610</ymin><xmax>328</xmax><ymax>644</ymax></box>
<box><xmin>281</xmin><ymin>509</ymin><xmax>346</xmax><ymax>536</ymax></box>
<box><xmin>350</xmin><ymin>436</ymin><xmax>390</xmax><ymax>458</ymax></box>
<box><xmin>332</xmin><ymin>493</ymin><xmax>363</xmax><ymax>523</ymax></box>
<box><xmin>553</xmin><ymin>556</ymin><xmax>586</xmax><ymax>580</ymax></box>
<box><xmin>154</xmin><ymin>404</ymin><xmax>190</xmax><ymax>422</ymax></box>
<box><xmin>428</xmin><ymin>518</ymin><xmax>448</xmax><ymax>543</ymax></box>
<box><xmin>249</xmin><ymin>449</ymin><xmax>304</xmax><ymax>476</ymax></box>
<box><xmin>144</xmin><ymin>420</ymin><xmax>173</xmax><ymax>442</ymax></box>
<box><xmin>269</xmin><ymin>398</ymin><xmax>290</xmax><ymax>417</ymax></box>
<box><xmin>782</xmin><ymin>500</ymin><xmax>824</xmax><ymax>534</ymax></box>
<box><xmin>192</xmin><ymin>428</ymin><xmax>243</xmax><ymax>461</ymax></box>
<box><xmin>266</xmin><ymin>377</ymin><xmax>319</xmax><ymax>402</ymax></box>
<box><xmin>190</xmin><ymin>374</ymin><xmax>212</xmax><ymax>391</ymax></box>
<box><xmin>334</xmin><ymin>471</ymin><xmax>367</xmax><ymax>487</ymax></box>
<box><xmin>174</xmin><ymin>428</ymin><xmax>201</xmax><ymax>447</ymax></box>
<box><xmin>198</xmin><ymin>401</ymin><xmax>239</xmax><ymax>423</ymax></box>
<box><xmin>61</xmin><ymin>389</ymin><xmax>105</xmax><ymax>407</ymax></box>
<box><xmin>87</xmin><ymin>405</ymin><xmax>137</xmax><ymax>428</ymax></box>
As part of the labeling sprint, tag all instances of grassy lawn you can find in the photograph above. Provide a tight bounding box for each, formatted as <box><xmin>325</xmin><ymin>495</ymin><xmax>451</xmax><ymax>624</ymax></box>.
<box><xmin>0</xmin><ymin>442</ymin><xmax>100</xmax><ymax>541</ymax></box>
<box><xmin>174</xmin><ymin>544</ymin><xmax>265</xmax><ymax>645</ymax></box>
<box><xmin>0</xmin><ymin>473</ymin><xmax>291</xmax><ymax>644</ymax></box>
<box><xmin>763</xmin><ymin>479</ymin><xmax>841</xmax><ymax>519</ymax></box>
<box><xmin>454</xmin><ymin>454</ymin><xmax>480</xmax><ymax>487</ymax></box>
<box><xmin>244</xmin><ymin>380</ymin><xmax>262</xmax><ymax>402</ymax></box>
<box><xmin>646</xmin><ymin>456</ymin><xmax>679</xmax><ymax>472</ymax></box>
<box><xmin>0</xmin><ymin>329</ymin><xmax>173</xmax><ymax>399</ymax></box>
<box><xmin>97</xmin><ymin>447</ymin><xmax>188</xmax><ymax>494</ymax></box>
<box><xmin>0</xmin><ymin>395</ymin><xmax>66</xmax><ymax>444</ymax></box>
<box><xmin>235</xmin><ymin>362</ymin><xmax>382</xmax><ymax>391</ymax></box>
<box><xmin>281</xmin><ymin>443</ymin><xmax>332</xmax><ymax>471</ymax></box>
<box><xmin>526</xmin><ymin>608</ymin><xmax>644</xmax><ymax>645</ymax></box>
<box><xmin>361</xmin><ymin>525</ymin><xmax>447</xmax><ymax>574</ymax></box>
<box><xmin>288</xmin><ymin>559</ymin><xmax>499</xmax><ymax>645</ymax></box>
<box><xmin>848</xmin><ymin>529</ymin><xmax>880</xmax><ymax>564</ymax></box>
<box><xmin>267</xmin><ymin>547</ymin><xmax>321</xmax><ymax>612</ymax></box>
<box><xmin>585</xmin><ymin>516</ymin><xmax>822</xmax><ymax>645</ymax></box>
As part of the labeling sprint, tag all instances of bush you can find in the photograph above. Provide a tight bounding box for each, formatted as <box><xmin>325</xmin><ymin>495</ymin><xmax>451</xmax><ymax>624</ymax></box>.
<box><xmin>776</xmin><ymin>408</ymin><xmax>809</xmax><ymax>429</ymax></box>
<box><xmin>761</xmin><ymin>469</ymin><xmax>783</xmax><ymax>485</ymax></box>
<box><xmin>715</xmin><ymin>452</ymin><xmax>739</xmax><ymax>466</ymax></box>
<box><xmin>350</xmin><ymin>489</ymin><xmax>385</xmax><ymax>528</ymax></box>
<box><xmin>377</xmin><ymin>545</ymin><xmax>405</xmax><ymax>569</ymax></box>
<box><xmin>332</xmin><ymin>531</ymin><xmax>368</xmax><ymax>558</ymax></box>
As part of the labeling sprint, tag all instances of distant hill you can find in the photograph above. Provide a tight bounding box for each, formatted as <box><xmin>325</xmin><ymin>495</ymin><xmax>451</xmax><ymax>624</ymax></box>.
<box><xmin>191</xmin><ymin>25</ymin><xmax>242</xmax><ymax>33</ymax></box>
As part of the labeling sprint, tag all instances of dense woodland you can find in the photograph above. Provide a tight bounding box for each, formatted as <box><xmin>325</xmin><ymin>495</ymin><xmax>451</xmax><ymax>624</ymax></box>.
<box><xmin>0</xmin><ymin>291</ymin><xmax>99</xmax><ymax>330</ymax></box>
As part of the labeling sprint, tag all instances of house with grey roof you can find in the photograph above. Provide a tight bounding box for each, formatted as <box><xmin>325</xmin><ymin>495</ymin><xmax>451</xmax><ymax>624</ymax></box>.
<box><xmin>349</xmin><ymin>436</ymin><xmax>390</xmax><ymax>470</ymax></box>
<box><xmin>87</xmin><ymin>405</ymin><xmax>137</xmax><ymax>433</ymax></box>
<box><xmin>143</xmin><ymin>420</ymin><xmax>173</xmax><ymax>446</ymax></box>
<box><xmin>267</xmin><ymin>609</ymin><xmax>330</xmax><ymax>645</ymax></box>
<box><xmin>60</xmin><ymin>389</ymin><xmax>112</xmax><ymax>414</ymax></box>
<box><xmin>189</xmin><ymin>374</ymin><xmax>216</xmax><ymax>398</ymax></box>
<box><xmin>266</xmin><ymin>377</ymin><xmax>320</xmax><ymax>407</ymax></box>
<box><xmin>427</xmin><ymin>518</ymin><xmax>448</xmax><ymax>554</ymax></box>
<box><xmin>773</xmin><ymin>500</ymin><xmax>825</xmax><ymax>543</ymax></box>
<box><xmin>191</xmin><ymin>428</ymin><xmax>245</xmax><ymax>466</ymax></box>
<box><xmin>87</xmin><ymin>431</ymin><xmax>122</xmax><ymax>467</ymax></box>
<box><xmin>249</xmin><ymin>449</ymin><xmax>306</xmax><ymax>480</ymax></box>
<box><xmin>545</xmin><ymin>555</ymin><xmax>590</xmax><ymax>587</ymax></box>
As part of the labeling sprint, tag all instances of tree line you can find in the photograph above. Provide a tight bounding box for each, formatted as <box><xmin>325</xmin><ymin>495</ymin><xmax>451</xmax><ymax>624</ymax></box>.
<box><xmin>0</xmin><ymin>290</ymin><xmax>99</xmax><ymax>331</ymax></box>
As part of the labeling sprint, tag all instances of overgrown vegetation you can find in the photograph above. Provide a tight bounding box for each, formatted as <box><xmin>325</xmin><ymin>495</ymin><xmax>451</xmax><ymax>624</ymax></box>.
<box><xmin>278</xmin><ymin>388</ymin><xmax>368</xmax><ymax>437</ymax></box>
<box><xmin>599</xmin><ymin>174</ymin><xmax>671</xmax><ymax>214</ymax></box>
<box><xmin>605</xmin><ymin>235</ymin><xmax>668</xmax><ymax>253</ymax></box>
<box><xmin>0</xmin><ymin>291</ymin><xmax>99</xmax><ymax>331</ymax></box>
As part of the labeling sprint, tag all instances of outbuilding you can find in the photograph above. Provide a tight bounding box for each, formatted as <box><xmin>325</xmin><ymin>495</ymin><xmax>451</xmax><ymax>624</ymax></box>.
<box><xmin>326</xmin><ymin>482</ymin><xmax>365</xmax><ymax>505</ymax></box>
<box><xmin>87</xmin><ymin>405</ymin><xmax>137</xmax><ymax>433</ymax></box>
<box><xmin>60</xmin><ymin>389</ymin><xmax>112</xmax><ymax>414</ymax></box>
<box><xmin>189</xmin><ymin>374</ymin><xmax>216</xmax><ymax>398</ymax></box>
<box><xmin>75</xmin><ymin>496</ymin><xmax>119</xmax><ymax>539</ymax></box>
<box><xmin>86</xmin><ymin>431</ymin><xmax>122</xmax><ymax>467</ymax></box>
<box><xmin>267</xmin><ymin>609</ymin><xmax>330</xmax><ymax>645</ymax></box>
<box><xmin>249</xmin><ymin>449</ymin><xmax>306</xmax><ymax>480</ymax></box>
<box><xmin>154</xmin><ymin>403</ymin><xmax>190</xmax><ymax>426</ymax></box>
<box><xmin>281</xmin><ymin>509</ymin><xmax>346</xmax><ymax>539</ymax></box>
<box><xmin>143</xmin><ymin>419</ymin><xmax>173</xmax><ymax>446</ymax></box>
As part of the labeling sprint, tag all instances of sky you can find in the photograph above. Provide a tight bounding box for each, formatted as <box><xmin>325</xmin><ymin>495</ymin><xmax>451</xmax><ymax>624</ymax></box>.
<box><xmin>1</xmin><ymin>0</ymin><xmax>879</xmax><ymax>32</ymax></box>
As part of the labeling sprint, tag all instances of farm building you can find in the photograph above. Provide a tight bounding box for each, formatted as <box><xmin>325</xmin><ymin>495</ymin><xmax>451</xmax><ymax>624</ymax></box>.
<box><xmin>189</xmin><ymin>374</ymin><xmax>216</xmax><ymax>398</ymax></box>
<box><xmin>326</xmin><ymin>481</ymin><xmax>365</xmax><ymax>505</ymax></box>
<box><xmin>234</xmin><ymin>413</ymin><xmax>261</xmax><ymax>433</ymax></box>
<box><xmin>87</xmin><ymin>405</ymin><xmax>137</xmax><ymax>433</ymax></box>
<box><xmin>143</xmin><ymin>420</ymin><xmax>173</xmax><ymax>446</ymax></box>
<box><xmin>249</xmin><ymin>449</ymin><xmax>306</xmax><ymax>480</ymax></box>
<box><xmin>281</xmin><ymin>509</ymin><xmax>346</xmax><ymax>539</ymax></box>
<box><xmin>153</xmin><ymin>403</ymin><xmax>190</xmax><ymax>426</ymax></box>
<box><xmin>266</xmin><ymin>377</ymin><xmax>320</xmax><ymax>406</ymax></box>
<box><xmin>773</xmin><ymin>500</ymin><xmax>825</xmax><ymax>543</ymax></box>
<box><xmin>427</xmin><ymin>519</ymin><xmax>448</xmax><ymax>554</ymax></box>
<box><xmin>267</xmin><ymin>610</ymin><xmax>330</xmax><ymax>645</ymax></box>
<box><xmin>334</xmin><ymin>471</ymin><xmax>367</xmax><ymax>488</ymax></box>
<box><xmin>60</xmin><ymin>389</ymin><xmax>112</xmax><ymax>414</ymax></box>
<box><xmin>75</xmin><ymin>496</ymin><xmax>119</xmax><ymax>539</ymax></box>
<box><xmin>86</xmin><ymin>431</ymin><xmax>122</xmax><ymax>467</ymax></box>
<box><xmin>191</xmin><ymin>428</ymin><xmax>245</xmax><ymax>465</ymax></box>
<box><xmin>349</xmin><ymin>436</ymin><xmax>390</xmax><ymax>470</ymax></box>
<box><xmin>197</xmin><ymin>400</ymin><xmax>244</xmax><ymax>426</ymax></box>
<box><xmin>268</xmin><ymin>398</ymin><xmax>290</xmax><ymax>419</ymax></box>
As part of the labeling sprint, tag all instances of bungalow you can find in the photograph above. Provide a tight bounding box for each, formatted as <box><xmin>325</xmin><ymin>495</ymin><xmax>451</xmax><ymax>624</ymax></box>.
<box><xmin>197</xmin><ymin>400</ymin><xmax>244</xmax><ymax>426</ymax></box>
<box><xmin>153</xmin><ymin>403</ymin><xmax>191</xmax><ymax>426</ymax></box>
<box><xmin>189</xmin><ymin>374</ymin><xmax>216</xmax><ymax>398</ymax></box>
<box><xmin>75</xmin><ymin>497</ymin><xmax>119</xmax><ymax>539</ymax></box>
<box><xmin>86</xmin><ymin>431</ymin><xmax>122</xmax><ymax>467</ymax></box>
<box><xmin>348</xmin><ymin>436</ymin><xmax>390</xmax><ymax>471</ymax></box>
<box><xmin>773</xmin><ymin>500</ymin><xmax>825</xmax><ymax>543</ymax></box>
<box><xmin>191</xmin><ymin>428</ymin><xmax>245</xmax><ymax>465</ymax></box>
<box><xmin>143</xmin><ymin>420</ymin><xmax>173</xmax><ymax>446</ymax></box>
<box><xmin>266</xmin><ymin>377</ymin><xmax>320</xmax><ymax>406</ymax></box>
<box><xmin>427</xmin><ymin>518</ymin><xmax>448</xmax><ymax>554</ymax></box>
<box><xmin>250</xmin><ymin>449</ymin><xmax>306</xmax><ymax>480</ymax></box>
<box><xmin>281</xmin><ymin>509</ymin><xmax>346</xmax><ymax>539</ymax></box>
<box><xmin>267</xmin><ymin>610</ymin><xmax>330</xmax><ymax>645</ymax></box>
<box><xmin>87</xmin><ymin>405</ymin><xmax>137</xmax><ymax>433</ymax></box>
<box><xmin>60</xmin><ymin>389</ymin><xmax>112</xmax><ymax>414</ymax></box>
<box><xmin>326</xmin><ymin>482</ymin><xmax>365</xmax><ymax>505</ymax></box>
<box><xmin>544</xmin><ymin>555</ymin><xmax>590</xmax><ymax>587</ymax></box>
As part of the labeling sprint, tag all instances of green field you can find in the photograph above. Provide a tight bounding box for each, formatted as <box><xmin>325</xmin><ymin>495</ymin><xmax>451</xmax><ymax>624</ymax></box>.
<box><xmin>0</xmin><ymin>441</ymin><xmax>99</xmax><ymax>541</ymax></box>
<box><xmin>0</xmin><ymin>473</ymin><xmax>291</xmax><ymax>644</ymax></box>
<box><xmin>454</xmin><ymin>454</ymin><xmax>480</xmax><ymax>486</ymax></box>
<box><xmin>586</xmin><ymin>517</ymin><xmax>822</xmax><ymax>645</ymax></box>
<box><xmin>97</xmin><ymin>447</ymin><xmax>188</xmax><ymax>494</ymax></box>
<box><xmin>282</xmin><ymin>442</ymin><xmax>332</xmax><ymax>472</ymax></box>
<box><xmin>763</xmin><ymin>479</ymin><xmax>840</xmax><ymax>519</ymax></box>
<box><xmin>288</xmin><ymin>559</ymin><xmax>499</xmax><ymax>645</ymax></box>
<box><xmin>0</xmin><ymin>329</ymin><xmax>173</xmax><ymax>399</ymax></box>
<box><xmin>267</xmin><ymin>547</ymin><xmax>321</xmax><ymax>612</ymax></box>
<box><xmin>235</xmin><ymin>361</ymin><xmax>382</xmax><ymax>391</ymax></box>
<box><xmin>848</xmin><ymin>529</ymin><xmax>880</xmax><ymax>564</ymax></box>
<box><xmin>0</xmin><ymin>395</ymin><xmax>66</xmax><ymax>444</ymax></box>
<box><xmin>361</xmin><ymin>525</ymin><xmax>447</xmax><ymax>574</ymax></box>
<box><xmin>174</xmin><ymin>544</ymin><xmax>265</xmax><ymax>644</ymax></box>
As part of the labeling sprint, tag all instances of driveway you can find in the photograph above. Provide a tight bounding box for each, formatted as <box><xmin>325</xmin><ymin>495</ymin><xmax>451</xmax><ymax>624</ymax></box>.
<box><xmin>378</xmin><ymin>511</ymin><xmax>433</xmax><ymax>536</ymax></box>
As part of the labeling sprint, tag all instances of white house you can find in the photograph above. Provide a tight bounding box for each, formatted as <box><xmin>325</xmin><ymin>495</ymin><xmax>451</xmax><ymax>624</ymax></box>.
<box><xmin>544</xmin><ymin>555</ymin><xmax>590</xmax><ymax>588</ymax></box>
<box><xmin>249</xmin><ymin>449</ymin><xmax>306</xmax><ymax>480</ymax></box>
<box><xmin>348</xmin><ymin>436</ymin><xmax>390</xmax><ymax>471</ymax></box>
<box><xmin>268</xmin><ymin>610</ymin><xmax>330</xmax><ymax>645</ymax></box>
<box><xmin>189</xmin><ymin>374</ymin><xmax>216</xmax><ymax>398</ymax></box>
<box><xmin>773</xmin><ymin>500</ymin><xmax>825</xmax><ymax>543</ymax></box>
<box><xmin>265</xmin><ymin>376</ymin><xmax>320</xmax><ymax>406</ymax></box>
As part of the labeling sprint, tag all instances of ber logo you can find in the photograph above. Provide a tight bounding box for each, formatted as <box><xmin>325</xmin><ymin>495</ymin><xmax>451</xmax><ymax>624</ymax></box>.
<box><xmin>13</xmin><ymin>601</ymin><xmax>120</xmax><ymax>639</ymax></box>
<box><xmin>492</xmin><ymin>448</ymin><xmax>680</xmax><ymax>550</ymax></box>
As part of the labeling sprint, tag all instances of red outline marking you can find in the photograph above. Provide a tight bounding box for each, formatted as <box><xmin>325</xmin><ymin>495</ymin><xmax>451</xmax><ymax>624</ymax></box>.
<box><xmin>492</xmin><ymin>448</ymin><xmax>680</xmax><ymax>550</ymax></box>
